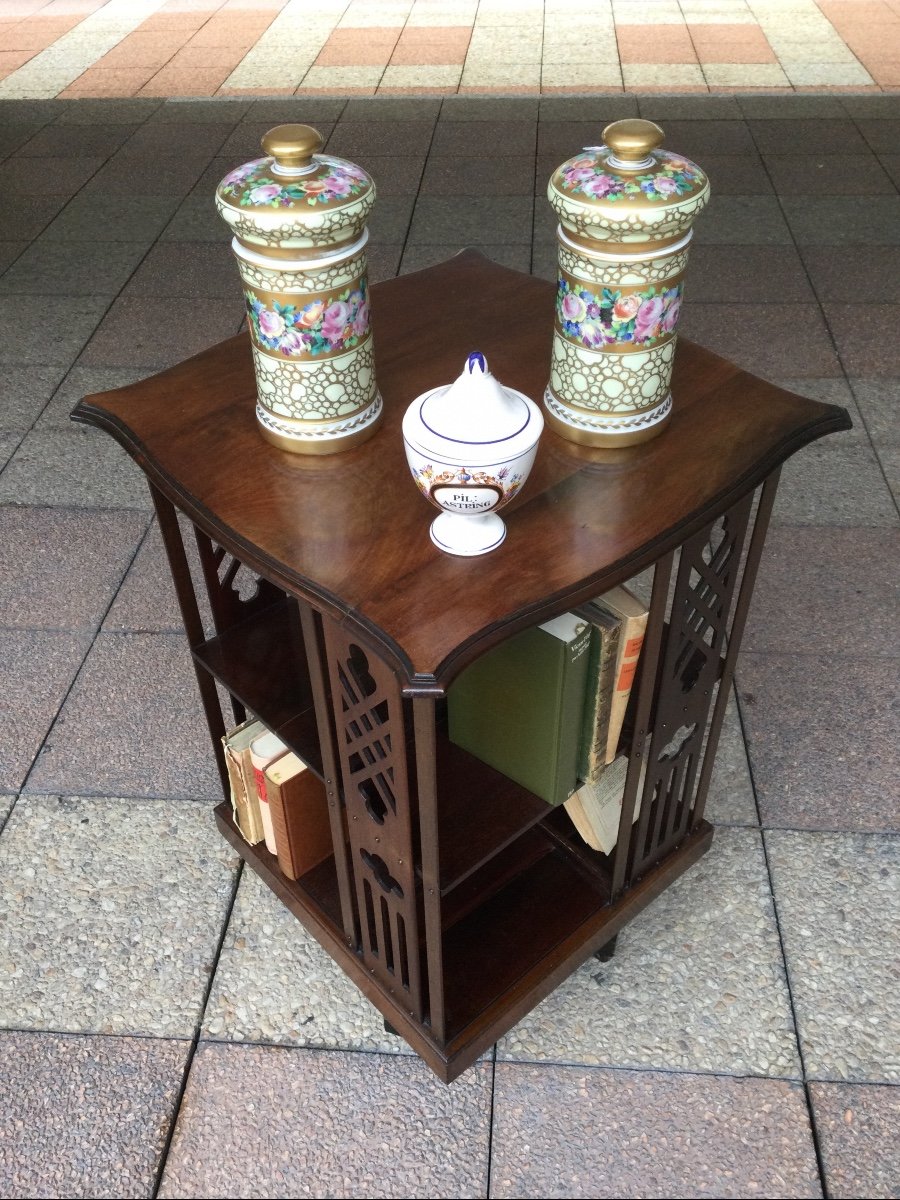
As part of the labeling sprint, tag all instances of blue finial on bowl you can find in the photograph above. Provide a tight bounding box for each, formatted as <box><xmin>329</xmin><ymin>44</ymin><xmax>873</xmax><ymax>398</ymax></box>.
<box><xmin>467</xmin><ymin>351</ymin><xmax>487</xmax><ymax>375</ymax></box>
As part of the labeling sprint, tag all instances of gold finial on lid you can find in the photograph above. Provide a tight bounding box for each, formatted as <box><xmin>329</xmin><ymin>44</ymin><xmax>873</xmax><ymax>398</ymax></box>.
<box><xmin>602</xmin><ymin>118</ymin><xmax>665</xmax><ymax>163</ymax></box>
<box><xmin>261</xmin><ymin>123</ymin><xmax>324</xmax><ymax>170</ymax></box>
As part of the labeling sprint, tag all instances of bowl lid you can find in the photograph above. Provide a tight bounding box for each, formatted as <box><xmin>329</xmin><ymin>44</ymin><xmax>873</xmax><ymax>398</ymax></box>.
<box><xmin>216</xmin><ymin>123</ymin><xmax>374</xmax><ymax>213</ymax></box>
<box><xmin>549</xmin><ymin>118</ymin><xmax>707</xmax><ymax>212</ymax></box>
<box><xmin>416</xmin><ymin>353</ymin><xmax>536</xmax><ymax>449</ymax></box>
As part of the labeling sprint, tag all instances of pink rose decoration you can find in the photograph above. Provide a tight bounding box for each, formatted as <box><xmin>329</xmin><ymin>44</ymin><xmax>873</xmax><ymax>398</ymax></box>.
<box><xmin>613</xmin><ymin>295</ymin><xmax>641</xmax><ymax>321</ymax></box>
<box><xmin>223</xmin><ymin>162</ymin><xmax>257</xmax><ymax>186</ymax></box>
<box><xmin>561</xmin><ymin>292</ymin><xmax>586</xmax><ymax>323</ymax></box>
<box><xmin>279</xmin><ymin>329</ymin><xmax>305</xmax><ymax>355</ymax></box>
<box><xmin>634</xmin><ymin>295</ymin><xmax>665</xmax><ymax>342</ymax></box>
<box><xmin>248</xmin><ymin>183</ymin><xmax>281</xmax><ymax>204</ymax></box>
<box><xmin>567</xmin><ymin>167</ymin><xmax>596</xmax><ymax>183</ymax></box>
<box><xmin>654</xmin><ymin>176</ymin><xmax>679</xmax><ymax>195</ymax></box>
<box><xmin>580</xmin><ymin>322</ymin><xmax>605</xmax><ymax>349</ymax></box>
<box><xmin>583</xmin><ymin>173</ymin><xmax>616</xmax><ymax>198</ymax></box>
<box><xmin>297</xmin><ymin>300</ymin><xmax>324</xmax><ymax>328</ymax></box>
<box><xmin>258</xmin><ymin>308</ymin><xmax>285</xmax><ymax>339</ymax></box>
<box><xmin>321</xmin><ymin>300</ymin><xmax>351</xmax><ymax>344</ymax></box>
<box><xmin>325</xmin><ymin>173</ymin><xmax>352</xmax><ymax>197</ymax></box>
<box><xmin>568</xmin><ymin>156</ymin><xmax>594</xmax><ymax>170</ymax></box>
<box><xmin>352</xmin><ymin>301</ymin><xmax>369</xmax><ymax>337</ymax></box>
<box><xmin>662</xmin><ymin>295</ymin><xmax>682</xmax><ymax>333</ymax></box>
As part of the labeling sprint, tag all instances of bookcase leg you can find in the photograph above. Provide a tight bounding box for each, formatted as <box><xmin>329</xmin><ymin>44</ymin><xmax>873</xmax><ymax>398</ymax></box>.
<box><xmin>594</xmin><ymin>934</ymin><xmax>618</xmax><ymax>963</ymax></box>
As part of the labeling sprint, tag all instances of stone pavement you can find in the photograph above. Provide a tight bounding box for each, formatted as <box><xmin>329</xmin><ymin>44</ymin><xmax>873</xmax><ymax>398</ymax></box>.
<box><xmin>0</xmin><ymin>92</ymin><xmax>898</xmax><ymax>1197</ymax></box>
<box><xmin>1</xmin><ymin>0</ymin><xmax>900</xmax><ymax>98</ymax></box>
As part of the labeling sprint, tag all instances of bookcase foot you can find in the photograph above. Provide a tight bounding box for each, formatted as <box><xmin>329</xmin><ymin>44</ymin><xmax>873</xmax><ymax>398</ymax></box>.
<box><xmin>594</xmin><ymin>934</ymin><xmax>618</xmax><ymax>963</ymax></box>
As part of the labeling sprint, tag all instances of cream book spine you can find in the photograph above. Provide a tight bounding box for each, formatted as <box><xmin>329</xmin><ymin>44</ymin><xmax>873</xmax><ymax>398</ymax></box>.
<box><xmin>564</xmin><ymin>753</ymin><xmax>645</xmax><ymax>856</ymax></box>
<box><xmin>222</xmin><ymin>717</ymin><xmax>266</xmax><ymax>845</ymax></box>
<box><xmin>596</xmin><ymin>585</ymin><xmax>649</xmax><ymax>765</ymax></box>
<box><xmin>249</xmin><ymin>730</ymin><xmax>289</xmax><ymax>856</ymax></box>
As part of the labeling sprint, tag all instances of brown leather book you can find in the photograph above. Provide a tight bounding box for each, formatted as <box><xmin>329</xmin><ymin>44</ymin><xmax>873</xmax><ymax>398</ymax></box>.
<box><xmin>263</xmin><ymin>752</ymin><xmax>333</xmax><ymax>880</ymax></box>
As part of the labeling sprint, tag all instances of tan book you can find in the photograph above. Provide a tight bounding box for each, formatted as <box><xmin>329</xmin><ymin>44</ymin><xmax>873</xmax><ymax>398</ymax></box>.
<box><xmin>576</xmin><ymin>601</ymin><xmax>621</xmax><ymax>785</ymax></box>
<box><xmin>249</xmin><ymin>730</ymin><xmax>289</xmax><ymax>856</ymax></box>
<box><xmin>264</xmin><ymin>752</ymin><xmax>334</xmax><ymax>880</ymax></box>
<box><xmin>593</xmin><ymin>585</ymin><xmax>649</xmax><ymax>765</ymax></box>
<box><xmin>222</xmin><ymin>717</ymin><xmax>267</xmax><ymax>845</ymax></box>
<box><xmin>564</xmin><ymin>754</ymin><xmax>645</xmax><ymax>856</ymax></box>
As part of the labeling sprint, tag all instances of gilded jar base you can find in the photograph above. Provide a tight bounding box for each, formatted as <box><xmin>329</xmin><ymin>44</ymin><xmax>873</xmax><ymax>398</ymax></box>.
<box><xmin>543</xmin><ymin>387</ymin><xmax>672</xmax><ymax>448</ymax></box>
<box><xmin>256</xmin><ymin>393</ymin><xmax>383</xmax><ymax>455</ymax></box>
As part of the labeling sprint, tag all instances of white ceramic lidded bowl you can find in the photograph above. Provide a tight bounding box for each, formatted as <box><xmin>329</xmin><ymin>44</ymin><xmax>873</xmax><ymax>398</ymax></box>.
<box><xmin>402</xmin><ymin>352</ymin><xmax>543</xmax><ymax>557</ymax></box>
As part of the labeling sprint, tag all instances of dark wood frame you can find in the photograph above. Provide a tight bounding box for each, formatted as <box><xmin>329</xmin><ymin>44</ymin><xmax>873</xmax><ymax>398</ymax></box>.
<box><xmin>73</xmin><ymin>252</ymin><xmax>850</xmax><ymax>1083</ymax></box>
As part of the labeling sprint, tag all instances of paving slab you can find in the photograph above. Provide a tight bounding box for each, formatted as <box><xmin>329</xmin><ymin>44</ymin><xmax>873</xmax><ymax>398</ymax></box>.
<box><xmin>78</xmin><ymin>294</ymin><xmax>245</xmax><ymax>369</ymax></box>
<box><xmin>498</xmin><ymin>829</ymin><xmax>800</xmax><ymax>1078</ymax></box>
<box><xmin>0</xmin><ymin>363</ymin><xmax>70</xmax><ymax>433</ymax></box>
<box><xmin>158</xmin><ymin>1042</ymin><xmax>493</xmax><ymax>1199</ymax></box>
<box><xmin>0</xmin><ymin>237</ymin><xmax>149</xmax><ymax>296</ymax></box>
<box><xmin>739</xmin><ymin>653</ymin><xmax>900</xmax><ymax>832</ymax></box>
<box><xmin>34</xmin><ymin>364</ymin><xmax>150</xmax><ymax>430</ymax></box>
<box><xmin>767</xmin><ymin>830</ymin><xmax>900</xmax><ymax>1083</ymax></box>
<box><xmin>491</xmin><ymin>1063</ymin><xmax>821</xmax><ymax>1200</ymax></box>
<box><xmin>24</xmin><ymin>631</ymin><xmax>222</xmax><ymax>800</ymax></box>
<box><xmin>0</xmin><ymin>506</ymin><xmax>148</xmax><ymax>630</ymax></box>
<box><xmin>704</xmin><ymin>690</ymin><xmax>758</xmax><ymax>827</ymax></box>
<box><xmin>0</xmin><ymin>294</ymin><xmax>110</xmax><ymax>366</ymax></box>
<box><xmin>809</xmin><ymin>1081</ymin><xmax>900</xmax><ymax>1199</ymax></box>
<box><xmin>0</xmin><ymin>1031</ymin><xmax>189</xmax><ymax>1200</ymax></box>
<box><xmin>0</xmin><ymin>427</ymin><xmax>152</xmax><ymax>509</ymax></box>
<box><xmin>103</xmin><ymin>516</ymin><xmax>210</xmax><ymax>634</ymax></box>
<box><xmin>0</xmin><ymin>795</ymin><xmax>238</xmax><ymax>1036</ymax></box>
<box><xmin>772</xmin><ymin>440</ymin><xmax>899</xmax><ymax>527</ymax></box>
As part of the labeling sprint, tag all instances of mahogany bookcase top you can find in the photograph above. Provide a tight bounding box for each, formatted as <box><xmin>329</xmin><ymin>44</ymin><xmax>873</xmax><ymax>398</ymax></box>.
<box><xmin>73</xmin><ymin>250</ymin><xmax>850</xmax><ymax>693</ymax></box>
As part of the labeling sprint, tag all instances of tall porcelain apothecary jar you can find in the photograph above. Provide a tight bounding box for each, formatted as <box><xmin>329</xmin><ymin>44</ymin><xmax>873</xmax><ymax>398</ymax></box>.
<box><xmin>216</xmin><ymin>124</ymin><xmax>382</xmax><ymax>455</ymax></box>
<box><xmin>545</xmin><ymin>119</ymin><xmax>710</xmax><ymax>447</ymax></box>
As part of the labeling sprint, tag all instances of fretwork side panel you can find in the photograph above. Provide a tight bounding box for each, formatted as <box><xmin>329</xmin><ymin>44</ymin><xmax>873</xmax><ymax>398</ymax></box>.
<box><xmin>193</xmin><ymin>528</ymin><xmax>286</xmax><ymax>640</ymax></box>
<box><xmin>322</xmin><ymin>618</ymin><xmax>423</xmax><ymax>1021</ymax></box>
<box><xmin>624</xmin><ymin>492</ymin><xmax>755</xmax><ymax>884</ymax></box>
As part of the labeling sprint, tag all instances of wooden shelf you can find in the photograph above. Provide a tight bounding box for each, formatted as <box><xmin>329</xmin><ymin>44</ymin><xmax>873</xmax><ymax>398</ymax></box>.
<box><xmin>192</xmin><ymin>598</ymin><xmax>322</xmax><ymax>776</ymax></box>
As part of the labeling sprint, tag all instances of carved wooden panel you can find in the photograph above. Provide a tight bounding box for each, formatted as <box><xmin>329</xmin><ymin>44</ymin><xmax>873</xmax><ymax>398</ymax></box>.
<box><xmin>194</xmin><ymin>528</ymin><xmax>285</xmax><ymax>638</ymax></box>
<box><xmin>626</xmin><ymin>493</ymin><xmax>754</xmax><ymax>882</ymax></box>
<box><xmin>322</xmin><ymin>619</ymin><xmax>423</xmax><ymax>1020</ymax></box>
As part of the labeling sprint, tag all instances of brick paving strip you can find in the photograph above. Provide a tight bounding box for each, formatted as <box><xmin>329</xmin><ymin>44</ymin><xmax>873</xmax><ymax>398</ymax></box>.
<box><xmin>0</xmin><ymin>0</ymin><xmax>899</xmax><ymax>97</ymax></box>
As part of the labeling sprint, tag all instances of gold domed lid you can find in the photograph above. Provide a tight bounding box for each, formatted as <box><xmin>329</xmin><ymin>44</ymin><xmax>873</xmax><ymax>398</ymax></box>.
<box><xmin>216</xmin><ymin>123</ymin><xmax>375</xmax><ymax>213</ymax></box>
<box><xmin>549</xmin><ymin>118</ymin><xmax>708</xmax><ymax>212</ymax></box>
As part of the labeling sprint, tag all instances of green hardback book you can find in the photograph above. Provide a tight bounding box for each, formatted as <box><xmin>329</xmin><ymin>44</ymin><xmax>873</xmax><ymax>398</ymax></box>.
<box><xmin>447</xmin><ymin>612</ymin><xmax>593</xmax><ymax>807</ymax></box>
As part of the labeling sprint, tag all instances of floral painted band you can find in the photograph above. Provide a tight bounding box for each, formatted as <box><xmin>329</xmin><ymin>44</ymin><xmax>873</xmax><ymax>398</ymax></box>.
<box><xmin>555</xmin><ymin>272</ymin><xmax>684</xmax><ymax>353</ymax></box>
<box><xmin>246</xmin><ymin>279</ymin><xmax>371</xmax><ymax>360</ymax></box>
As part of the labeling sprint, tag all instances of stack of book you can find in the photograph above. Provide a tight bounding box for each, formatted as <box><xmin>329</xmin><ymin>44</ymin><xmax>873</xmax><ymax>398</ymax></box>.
<box><xmin>221</xmin><ymin>718</ymin><xmax>333</xmax><ymax>880</ymax></box>
<box><xmin>448</xmin><ymin>584</ymin><xmax>650</xmax><ymax>855</ymax></box>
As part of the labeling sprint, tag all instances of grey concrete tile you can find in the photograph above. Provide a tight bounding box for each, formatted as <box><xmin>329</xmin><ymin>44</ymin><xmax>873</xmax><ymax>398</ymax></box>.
<box><xmin>35</xmin><ymin>364</ymin><xmax>150</xmax><ymax>430</ymax></box>
<box><xmin>499</xmin><ymin>829</ymin><xmax>800</xmax><ymax>1078</ymax></box>
<box><xmin>53</xmin><ymin>97</ymin><xmax>163</xmax><ymax>125</ymax></box>
<box><xmin>80</xmin><ymin>153</ymin><xmax>210</xmax><ymax>200</ymax></box>
<box><xmin>0</xmin><ymin>242</ymin><xmax>25</xmax><ymax>274</ymax></box>
<box><xmin>118</xmin><ymin>122</ymin><xmax>236</xmax><ymax>160</ymax></box>
<box><xmin>0</xmin><ymin>294</ymin><xmax>110</xmax><ymax>365</ymax></box>
<box><xmin>825</xmin><ymin>303</ymin><xmax>900</xmax><ymax>375</ymax></box>
<box><xmin>749</xmin><ymin>118</ymin><xmax>869</xmax><ymax>156</ymax></box>
<box><xmin>431</xmin><ymin>120</ymin><xmax>537</xmax><ymax>157</ymax></box>
<box><xmin>783</xmin><ymin>197</ymin><xmax>900</xmax><ymax>245</ymax></box>
<box><xmin>678</xmin><ymin>303</ymin><xmax>841</xmax><ymax>378</ymax></box>
<box><xmin>491</xmin><ymin>1064</ymin><xmax>821</xmax><ymax>1200</ymax></box>
<box><xmin>0</xmin><ymin>796</ymin><xmax>14</xmax><ymax>831</ymax></box>
<box><xmin>876</xmin><ymin>153</ymin><xmax>900</xmax><ymax>189</ymax></box>
<box><xmin>776</xmin><ymin>378</ymin><xmax>861</xmax><ymax>434</ymax></box>
<box><xmin>0</xmin><ymin>796</ymin><xmax>238</xmax><ymax>1036</ymax></box>
<box><xmin>688</xmin><ymin>152</ymin><xmax>774</xmax><ymax>194</ymax></box>
<box><xmin>160</xmin><ymin>195</ymin><xmax>232</xmax><ymax>243</ymax></box>
<box><xmin>857</xmin><ymin>119</ymin><xmax>900</xmax><ymax>154</ymax></box>
<box><xmin>738</xmin><ymin>654</ymin><xmax>900</xmax><ymax>832</ymax></box>
<box><xmin>204</xmin><ymin>871</ymin><xmax>410</xmax><ymax>1053</ymax></box>
<box><xmin>744</xmin><ymin>528</ymin><xmax>900</xmax><ymax>657</ymax></box>
<box><xmin>658</xmin><ymin>119</ymin><xmax>756</xmax><ymax>156</ymax></box>
<box><xmin>0</xmin><ymin>507</ymin><xmax>148</xmax><ymax>630</ymax></box>
<box><xmin>764</xmin><ymin>153</ymin><xmax>896</xmax><ymax>196</ymax></box>
<box><xmin>738</xmin><ymin>94</ymin><xmax>848</xmax><ymax>119</ymax></box>
<box><xmin>531</xmin><ymin>239</ymin><xmax>557</xmax><ymax>281</ymax></box>
<box><xmin>850</xmin><ymin>378</ymin><xmax>900</xmax><ymax>446</ymax></box>
<box><xmin>158</xmin><ymin>1042</ymin><xmax>492</xmax><ymax>1199</ymax></box>
<box><xmin>0</xmin><ymin>363</ymin><xmax>70</xmax><ymax>433</ymax></box>
<box><xmin>13</xmin><ymin>123</ymin><xmax>138</xmax><ymax>159</ymax></box>
<box><xmin>343</xmin><ymin>154</ymin><xmax>424</xmax><ymax>197</ymax></box>
<box><xmin>773</xmin><ymin>439</ymin><xmax>898</xmax><ymax>526</ymax></box>
<box><xmin>0</xmin><ymin>629</ymin><xmax>90</xmax><ymax>792</ymax></box>
<box><xmin>420</xmin><ymin>155</ymin><xmax>533</xmax><ymax>196</ymax></box>
<box><xmin>640</xmin><ymin>95</ymin><xmax>744</xmax><ymax>120</ymax></box>
<box><xmin>539</xmin><ymin>97</ymin><xmax>638</xmax><ymax>123</ymax></box>
<box><xmin>0</xmin><ymin>1031</ymin><xmax>189</xmax><ymax>1200</ymax></box>
<box><xmin>0</xmin><ymin>238</ymin><xmax>148</xmax><ymax>296</ymax></box>
<box><xmin>408</xmin><ymin>195</ymin><xmax>534</xmax><ymax>245</ymax></box>
<box><xmin>367</xmin><ymin>242</ymin><xmax>402</xmax><ymax>283</ymax></box>
<box><xmin>0</xmin><ymin>433</ymin><xmax>21</xmax><ymax>472</ymax></box>
<box><xmin>41</xmin><ymin>193</ymin><xmax>181</xmax><ymax>243</ymax></box>
<box><xmin>147</xmin><ymin>99</ymin><xmax>250</xmax><ymax>124</ymax></box>
<box><xmin>25</xmin><ymin>631</ymin><xmax>222</xmax><ymax>800</ymax></box>
<box><xmin>537</xmin><ymin>120</ymin><xmax>607</xmax><ymax>160</ymax></box>
<box><xmin>767</xmin><ymin>830</ymin><xmax>900</xmax><ymax>1082</ymax></box>
<box><xmin>0</xmin><ymin>156</ymin><xmax>105</xmax><ymax>196</ymax></box>
<box><xmin>704</xmin><ymin>691</ymin><xmax>758</xmax><ymax>827</ymax></box>
<box><xmin>122</xmin><ymin>241</ymin><xmax>240</xmax><ymax>300</ymax></box>
<box><xmin>810</xmin><ymin>1081</ymin><xmax>900</xmax><ymax>1199</ymax></box>
<box><xmin>877</xmin><ymin>445</ymin><xmax>900</xmax><ymax>507</ymax></box>
<box><xmin>220</xmin><ymin>120</ymin><xmax>336</xmax><ymax>162</ymax></box>
<box><xmin>692</xmin><ymin>196</ymin><xmax>789</xmax><ymax>244</ymax></box>
<box><xmin>687</xmin><ymin>244</ymin><xmax>813</xmax><ymax>302</ymax></box>
<box><xmin>401</xmin><ymin>243</ymin><xmax>532</xmax><ymax>275</ymax></box>
<box><xmin>326</xmin><ymin>120</ymin><xmax>435</xmax><ymax>158</ymax></box>
<box><xmin>843</xmin><ymin>96</ymin><xmax>900</xmax><ymax>118</ymax></box>
<box><xmin>441</xmin><ymin>95</ymin><xmax>540</xmax><ymax>121</ymax></box>
<box><xmin>345</xmin><ymin>97</ymin><xmax>442</xmax><ymax>122</ymax></box>
<box><xmin>242</xmin><ymin>98</ymin><xmax>345</xmax><ymax>123</ymax></box>
<box><xmin>801</xmin><ymin>246</ymin><xmax>900</xmax><ymax>305</ymax></box>
<box><xmin>0</xmin><ymin>194</ymin><xmax>67</xmax><ymax>241</ymax></box>
<box><xmin>79</xmin><ymin>294</ymin><xmax>245</xmax><ymax>369</ymax></box>
<box><xmin>103</xmin><ymin>515</ymin><xmax>209</xmax><ymax>633</ymax></box>
<box><xmin>0</xmin><ymin>428</ymin><xmax>152</xmax><ymax>510</ymax></box>
<box><xmin>366</xmin><ymin>194</ymin><xmax>416</xmax><ymax>244</ymax></box>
